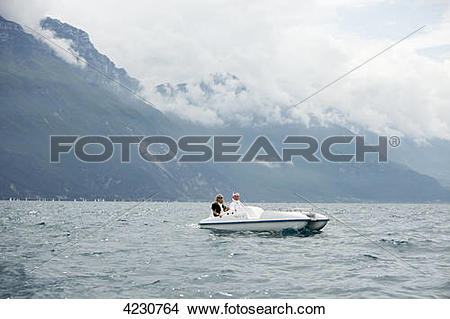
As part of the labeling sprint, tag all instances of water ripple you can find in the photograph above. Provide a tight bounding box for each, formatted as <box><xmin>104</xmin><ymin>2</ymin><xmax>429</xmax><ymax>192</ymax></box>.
<box><xmin>1</xmin><ymin>201</ymin><xmax>449</xmax><ymax>298</ymax></box>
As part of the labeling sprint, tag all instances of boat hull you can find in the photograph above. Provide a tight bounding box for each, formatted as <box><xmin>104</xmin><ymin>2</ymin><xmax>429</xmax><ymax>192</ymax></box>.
<box><xmin>306</xmin><ymin>220</ymin><xmax>328</xmax><ymax>231</ymax></box>
<box><xmin>198</xmin><ymin>207</ymin><xmax>328</xmax><ymax>232</ymax></box>
<box><xmin>199</xmin><ymin>219</ymin><xmax>309</xmax><ymax>232</ymax></box>
<box><xmin>304</xmin><ymin>212</ymin><xmax>329</xmax><ymax>230</ymax></box>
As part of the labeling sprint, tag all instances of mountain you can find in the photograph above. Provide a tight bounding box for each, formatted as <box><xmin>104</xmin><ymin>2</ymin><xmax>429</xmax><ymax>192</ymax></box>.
<box><xmin>180</xmin><ymin>122</ymin><xmax>450</xmax><ymax>202</ymax></box>
<box><xmin>40</xmin><ymin>17</ymin><xmax>140</xmax><ymax>95</ymax></box>
<box><xmin>0</xmin><ymin>15</ymin><xmax>212</xmax><ymax>200</ymax></box>
<box><xmin>1</xmin><ymin>15</ymin><xmax>449</xmax><ymax>202</ymax></box>
<box><xmin>389</xmin><ymin>137</ymin><xmax>450</xmax><ymax>189</ymax></box>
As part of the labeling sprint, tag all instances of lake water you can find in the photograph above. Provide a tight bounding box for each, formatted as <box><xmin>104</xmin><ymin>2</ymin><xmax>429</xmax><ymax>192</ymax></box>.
<box><xmin>1</xmin><ymin>201</ymin><xmax>449</xmax><ymax>298</ymax></box>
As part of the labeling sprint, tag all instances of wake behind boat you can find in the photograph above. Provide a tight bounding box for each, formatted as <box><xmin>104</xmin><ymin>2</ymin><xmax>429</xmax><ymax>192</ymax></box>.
<box><xmin>198</xmin><ymin>206</ymin><xmax>329</xmax><ymax>232</ymax></box>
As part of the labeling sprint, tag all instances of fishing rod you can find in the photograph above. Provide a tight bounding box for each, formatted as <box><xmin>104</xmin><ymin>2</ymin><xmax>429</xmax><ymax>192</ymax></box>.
<box><xmin>294</xmin><ymin>193</ymin><xmax>428</xmax><ymax>275</ymax></box>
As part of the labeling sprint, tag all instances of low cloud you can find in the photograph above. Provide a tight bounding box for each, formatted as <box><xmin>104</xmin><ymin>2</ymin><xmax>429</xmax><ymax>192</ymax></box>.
<box><xmin>1</xmin><ymin>0</ymin><xmax>450</xmax><ymax>139</ymax></box>
<box><xmin>38</xmin><ymin>28</ymin><xmax>85</xmax><ymax>67</ymax></box>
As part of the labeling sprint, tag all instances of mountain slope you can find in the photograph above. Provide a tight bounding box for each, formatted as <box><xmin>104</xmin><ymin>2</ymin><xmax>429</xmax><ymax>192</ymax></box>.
<box><xmin>40</xmin><ymin>17</ymin><xmax>140</xmax><ymax>95</ymax></box>
<box><xmin>0</xmin><ymin>16</ymin><xmax>212</xmax><ymax>200</ymax></box>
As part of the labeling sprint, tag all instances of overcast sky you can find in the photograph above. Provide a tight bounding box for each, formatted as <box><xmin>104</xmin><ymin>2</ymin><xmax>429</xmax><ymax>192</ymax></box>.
<box><xmin>1</xmin><ymin>0</ymin><xmax>450</xmax><ymax>141</ymax></box>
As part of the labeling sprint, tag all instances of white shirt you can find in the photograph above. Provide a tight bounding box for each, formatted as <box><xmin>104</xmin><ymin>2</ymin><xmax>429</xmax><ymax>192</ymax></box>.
<box><xmin>229</xmin><ymin>199</ymin><xmax>244</xmax><ymax>211</ymax></box>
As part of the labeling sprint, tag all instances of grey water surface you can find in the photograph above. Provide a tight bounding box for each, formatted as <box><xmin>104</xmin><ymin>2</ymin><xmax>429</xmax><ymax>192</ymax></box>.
<box><xmin>1</xmin><ymin>201</ymin><xmax>449</xmax><ymax>298</ymax></box>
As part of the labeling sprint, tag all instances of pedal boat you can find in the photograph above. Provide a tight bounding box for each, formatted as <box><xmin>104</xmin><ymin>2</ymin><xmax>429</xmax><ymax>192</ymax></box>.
<box><xmin>198</xmin><ymin>206</ymin><xmax>328</xmax><ymax>232</ymax></box>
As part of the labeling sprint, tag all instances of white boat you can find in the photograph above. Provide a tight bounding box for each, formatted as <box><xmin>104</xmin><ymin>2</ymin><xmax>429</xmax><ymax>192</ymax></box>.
<box><xmin>198</xmin><ymin>206</ymin><xmax>328</xmax><ymax>232</ymax></box>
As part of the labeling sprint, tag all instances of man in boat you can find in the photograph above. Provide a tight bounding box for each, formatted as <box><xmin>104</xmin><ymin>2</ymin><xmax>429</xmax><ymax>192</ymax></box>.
<box><xmin>211</xmin><ymin>194</ymin><xmax>229</xmax><ymax>217</ymax></box>
<box><xmin>229</xmin><ymin>192</ymin><xmax>245</xmax><ymax>212</ymax></box>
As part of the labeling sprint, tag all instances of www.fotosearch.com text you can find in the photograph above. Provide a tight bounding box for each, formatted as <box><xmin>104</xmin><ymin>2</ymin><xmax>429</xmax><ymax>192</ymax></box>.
<box><xmin>50</xmin><ymin>135</ymin><xmax>399</xmax><ymax>164</ymax></box>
